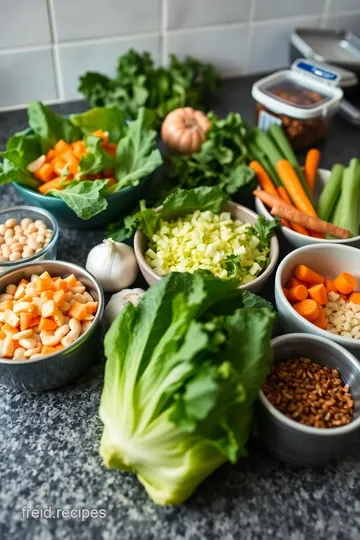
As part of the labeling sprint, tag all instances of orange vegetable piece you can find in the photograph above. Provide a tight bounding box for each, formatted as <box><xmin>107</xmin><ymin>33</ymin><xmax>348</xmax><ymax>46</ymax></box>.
<box><xmin>72</xmin><ymin>141</ymin><xmax>87</xmax><ymax>160</ymax></box>
<box><xmin>39</xmin><ymin>177</ymin><xmax>64</xmax><ymax>194</ymax></box>
<box><xmin>3</xmin><ymin>323</ymin><xmax>18</xmax><ymax>336</ymax></box>
<box><xmin>103</xmin><ymin>168</ymin><xmax>115</xmax><ymax>177</ymax></box>
<box><xmin>307</xmin><ymin>284</ymin><xmax>328</xmax><ymax>305</ymax></box>
<box><xmin>0</xmin><ymin>330</ymin><xmax>5</xmax><ymax>340</ymax></box>
<box><xmin>41</xmin><ymin>290</ymin><xmax>54</xmax><ymax>302</ymax></box>
<box><xmin>102</xmin><ymin>142</ymin><xmax>117</xmax><ymax>157</ymax></box>
<box><xmin>349</xmin><ymin>292</ymin><xmax>360</xmax><ymax>305</ymax></box>
<box><xmin>92</xmin><ymin>129</ymin><xmax>108</xmax><ymax>141</ymax></box>
<box><xmin>53</xmin><ymin>278</ymin><xmax>68</xmax><ymax>292</ymax></box>
<box><xmin>52</xmin><ymin>158</ymin><xmax>67</xmax><ymax>175</ymax></box>
<box><xmin>53</xmin><ymin>310</ymin><xmax>64</xmax><ymax>327</ymax></box>
<box><xmin>68</xmin><ymin>301</ymin><xmax>88</xmax><ymax>321</ymax></box>
<box><xmin>334</xmin><ymin>272</ymin><xmax>358</xmax><ymax>295</ymax></box>
<box><xmin>19</xmin><ymin>279</ymin><xmax>29</xmax><ymax>287</ymax></box>
<box><xmin>86</xmin><ymin>301</ymin><xmax>98</xmax><ymax>314</ymax></box>
<box><xmin>39</xmin><ymin>317</ymin><xmax>58</xmax><ymax>331</ymax></box>
<box><xmin>293</xmin><ymin>299</ymin><xmax>320</xmax><ymax>322</ymax></box>
<box><xmin>54</xmin><ymin>139</ymin><xmax>72</xmax><ymax>154</ymax></box>
<box><xmin>41</xmin><ymin>345</ymin><xmax>62</xmax><ymax>355</ymax></box>
<box><xmin>64</xmin><ymin>274</ymin><xmax>77</xmax><ymax>287</ymax></box>
<box><xmin>283</xmin><ymin>288</ymin><xmax>289</xmax><ymax>300</ymax></box>
<box><xmin>29</xmin><ymin>316</ymin><xmax>41</xmax><ymax>328</ymax></box>
<box><xmin>295</xmin><ymin>265</ymin><xmax>324</xmax><ymax>285</ymax></box>
<box><xmin>339</xmin><ymin>293</ymin><xmax>348</xmax><ymax>301</ymax></box>
<box><xmin>53</xmin><ymin>289</ymin><xmax>65</xmax><ymax>306</ymax></box>
<box><xmin>312</xmin><ymin>307</ymin><xmax>328</xmax><ymax>330</ymax></box>
<box><xmin>36</xmin><ymin>278</ymin><xmax>53</xmax><ymax>293</ymax></box>
<box><xmin>40</xmin><ymin>271</ymin><xmax>51</xmax><ymax>281</ymax></box>
<box><xmin>0</xmin><ymin>300</ymin><xmax>13</xmax><ymax>312</ymax></box>
<box><xmin>324</xmin><ymin>278</ymin><xmax>337</xmax><ymax>293</ymax></box>
<box><xmin>45</xmin><ymin>149</ymin><xmax>57</xmax><ymax>163</ymax></box>
<box><xmin>288</xmin><ymin>285</ymin><xmax>308</xmax><ymax>303</ymax></box>
<box><xmin>287</xmin><ymin>277</ymin><xmax>304</xmax><ymax>289</ymax></box>
<box><xmin>42</xmin><ymin>300</ymin><xmax>57</xmax><ymax>318</ymax></box>
<box><xmin>34</xmin><ymin>163</ymin><xmax>56</xmax><ymax>183</ymax></box>
<box><xmin>20</xmin><ymin>312</ymin><xmax>32</xmax><ymax>331</ymax></box>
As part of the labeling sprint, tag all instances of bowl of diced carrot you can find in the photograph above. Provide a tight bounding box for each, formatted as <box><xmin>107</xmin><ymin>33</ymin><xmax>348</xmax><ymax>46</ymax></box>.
<box><xmin>0</xmin><ymin>260</ymin><xmax>104</xmax><ymax>391</ymax></box>
<box><xmin>275</xmin><ymin>244</ymin><xmax>360</xmax><ymax>359</ymax></box>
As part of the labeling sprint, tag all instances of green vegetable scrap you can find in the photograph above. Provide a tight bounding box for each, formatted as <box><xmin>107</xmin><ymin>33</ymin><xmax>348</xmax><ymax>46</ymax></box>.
<box><xmin>79</xmin><ymin>50</ymin><xmax>221</xmax><ymax>127</ymax></box>
<box><xmin>330</xmin><ymin>158</ymin><xmax>360</xmax><ymax>237</ymax></box>
<box><xmin>100</xmin><ymin>270</ymin><xmax>275</xmax><ymax>505</ymax></box>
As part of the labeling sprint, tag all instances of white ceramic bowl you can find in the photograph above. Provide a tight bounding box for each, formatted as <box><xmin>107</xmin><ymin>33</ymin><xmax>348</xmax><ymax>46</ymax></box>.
<box><xmin>134</xmin><ymin>201</ymin><xmax>279</xmax><ymax>293</ymax></box>
<box><xmin>275</xmin><ymin>243</ymin><xmax>360</xmax><ymax>359</ymax></box>
<box><xmin>255</xmin><ymin>168</ymin><xmax>360</xmax><ymax>249</ymax></box>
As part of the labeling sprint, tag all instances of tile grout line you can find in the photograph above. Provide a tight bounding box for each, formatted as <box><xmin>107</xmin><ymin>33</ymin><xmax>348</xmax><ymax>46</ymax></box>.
<box><xmin>46</xmin><ymin>0</ymin><xmax>65</xmax><ymax>100</ymax></box>
<box><xmin>321</xmin><ymin>0</ymin><xmax>331</xmax><ymax>28</ymax></box>
<box><xmin>246</xmin><ymin>0</ymin><xmax>257</xmax><ymax>75</ymax></box>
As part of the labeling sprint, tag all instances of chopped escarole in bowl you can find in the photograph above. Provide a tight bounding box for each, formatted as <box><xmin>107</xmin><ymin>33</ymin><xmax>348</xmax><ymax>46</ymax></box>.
<box><xmin>0</xmin><ymin>103</ymin><xmax>162</xmax><ymax>228</ymax></box>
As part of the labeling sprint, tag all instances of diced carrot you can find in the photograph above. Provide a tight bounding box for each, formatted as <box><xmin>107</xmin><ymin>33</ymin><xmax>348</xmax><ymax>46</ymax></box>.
<box><xmin>21</xmin><ymin>296</ymin><xmax>34</xmax><ymax>304</ymax></box>
<box><xmin>68</xmin><ymin>301</ymin><xmax>88</xmax><ymax>321</ymax></box>
<box><xmin>42</xmin><ymin>300</ymin><xmax>57</xmax><ymax>318</ymax></box>
<box><xmin>307</xmin><ymin>284</ymin><xmax>328</xmax><ymax>305</ymax></box>
<box><xmin>29</xmin><ymin>316</ymin><xmax>41</xmax><ymax>328</ymax></box>
<box><xmin>67</xmin><ymin>155</ymin><xmax>79</xmax><ymax>176</ymax></box>
<box><xmin>288</xmin><ymin>285</ymin><xmax>308</xmax><ymax>303</ymax></box>
<box><xmin>64</xmin><ymin>274</ymin><xmax>77</xmax><ymax>287</ymax></box>
<box><xmin>349</xmin><ymin>292</ymin><xmax>360</xmax><ymax>305</ymax></box>
<box><xmin>54</xmin><ymin>139</ymin><xmax>72</xmax><ymax>154</ymax></box>
<box><xmin>293</xmin><ymin>299</ymin><xmax>320</xmax><ymax>321</ymax></box>
<box><xmin>3</xmin><ymin>323</ymin><xmax>18</xmax><ymax>336</ymax></box>
<box><xmin>312</xmin><ymin>307</ymin><xmax>328</xmax><ymax>330</ymax></box>
<box><xmin>20</xmin><ymin>312</ymin><xmax>33</xmax><ymax>331</ymax></box>
<box><xmin>34</xmin><ymin>163</ymin><xmax>56</xmax><ymax>183</ymax></box>
<box><xmin>39</xmin><ymin>177</ymin><xmax>63</xmax><ymax>194</ymax></box>
<box><xmin>13</xmin><ymin>340</ymin><xmax>20</xmax><ymax>350</ymax></box>
<box><xmin>324</xmin><ymin>278</ymin><xmax>337</xmax><ymax>293</ymax></box>
<box><xmin>53</xmin><ymin>278</ymin><xmax>68</xmax><ymax>292</ymax></box>
<box><xmin>53</xmin><ymin>310</ymin><xmax>64</xmax><ymax>326</ymax></box>
<box><xmin>86</xmin><ymin>301</ymin><xmax>98</xmax><ymax>314</ymax></box>
<box><xmin>52</xmin><ymin>158</ymin><xmax>67</xmax><ymax>175</ymax></box>
<box><xmin>41</xmin><ymin>290</ymin><xmax>54</xmax><ymax>302</ymax></box>
<box><xmin>45</xmin><ymin>149</ymin><xmax>57</xmax><ymax>163</ymax></box>
<box><xmin>72</xmin><ymin>141</ymin><xmax>87</xmax><ymax>160</ymax></box>
<box><xmin>295</xmin><ymin>265</ymin><xmax>324</xmax><ymax>285</ymax></box>
<box><xmin>53</xmin><ymin>289</ymin><xmax>65</xmax><ymax>306</ymax></box>
<box><xmin>36</xmin><ymin>278</ymin><xmax>53</xmax><ymax>293</ymax></box>
<box><xmin>334</xmin><ymin>272</ymin><xmax>358</xmax><ymax>295</ymax></box>
<box><xmin>92</xmin><ymin>129</ymin><xmax>108</xmax><ymax>141</ymax></box>
<box><xmin>41</xmin><ymin>345</ymin><xmax>60</xmax><ymax>355</ymax></box>
<box><xmin>283</xmin><ymin>288</ymin><xmax>290</xmax><ymax>300</ymax></box>
<box><xmin>39</xmin><ymin>271</ymin><xmax>51</xmax><ymax>281</ymax></box>
<box><xmin>0</xmin><ymin>300</ymin><xmax>13</xmax><ymax>312</ymax></box>
<box><xmin>287</xmin><ymin>277</ymin><xmax>305</xmax><ymax>289</ymax></box>
<box><xmin>0</xmin><ymin>330</ymin><xmax>5</xmax><ymax>340</ymax></box>
<box><xmin>39</xmin><ymin>317</ymin><xmax>58</xmax><ymax>331</ymax></box>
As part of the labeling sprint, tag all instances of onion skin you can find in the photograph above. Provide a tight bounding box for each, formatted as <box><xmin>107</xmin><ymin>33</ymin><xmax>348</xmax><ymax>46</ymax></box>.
<box><xmin>161</xmin><ymin>107</ymin><xmax>210</xmax><ymax>154</ymax></box>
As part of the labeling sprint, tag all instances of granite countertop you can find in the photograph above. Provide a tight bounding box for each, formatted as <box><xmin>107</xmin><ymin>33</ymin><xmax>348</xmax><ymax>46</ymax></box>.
<box><xmin>1</xmin><ymin>76</ymin><xmax>360</xmax><ymax>540</ymax></box>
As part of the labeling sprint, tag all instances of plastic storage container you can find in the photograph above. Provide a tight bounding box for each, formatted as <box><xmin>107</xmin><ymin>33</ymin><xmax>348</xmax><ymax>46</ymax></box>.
<box><xmin>252</xmin><ymin>59</ymin><xmax>343</xmax><ymax>150</ymax></box>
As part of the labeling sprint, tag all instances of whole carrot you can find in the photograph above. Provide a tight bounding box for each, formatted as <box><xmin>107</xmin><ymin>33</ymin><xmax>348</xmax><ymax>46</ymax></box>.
<box><xmin>276</xmin><ymin>159</ymin><xmax>317</xmax><ymax>216</ymax></box>
<box><xmin>277</xmin><ymin>186</ymin><xmax>309</xmax><ymax>236</ymax></box>
<box><xmin>304</xmin><ymin>149</ymin><xmax>320</xmax><ymax>192</ymax></box>
<box><xmin>250</xmin><ymin>162</ymin><xmax>289</xmax><ymax>227</ymax></box>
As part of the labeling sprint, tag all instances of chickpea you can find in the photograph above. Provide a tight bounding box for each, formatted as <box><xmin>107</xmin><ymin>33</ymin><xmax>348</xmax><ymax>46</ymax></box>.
<box><xmin>0</xmin><ymin>237</ymin><xmax>4</xmax><ymax>246</ymax></box>
<box><xmin>34</xmin><ymin>220</ymin><xmax>46</xmax><ymax>229</ymax></box>
<box><xmin>10</xmin><ymin>252</ymin><xmax>22</xmax><ymax>261</ymax></box>
<box><xmin>5</xmin><ymin>218</ymin><xmax>18</xmax><ymax>228</ymax></box>
<box><xmin>27</xmin><ymin>238</ymin><xmax>41</xmax><ymax>251</ymax></box>
<box><xmin>45</xmin><ymin>230</ymin><xmax>53</xmax><ymax>237</ymax></box>
<box><xmin>26</xmin><ymin>224</ymin><xmax>37</xmax><ymax>234</ymax></box>
<box><xmin>10</xmin><ymin>242</ymin><xmax>21</xmax><ymax>252</ymax></box>
<box><xmin>17</xmin><ymin>236</ymin><xmax>27</xmax><ymax>246</ymax></box>
<box><xmin>36</xmin><ymin>234</ymin><xmax>45</xmax><ymax>244</ymax></box>
<box><xmin>4</xmin><ymin>229</ymin><xmax>14</xmax><ymax>238</ymax></box>
<box><xmin>0</xmin><ymin>224</ymin><xmax>6</xmax><ymax>236</ymax></box>
<box><xmin>21</xmin><ymin>218</ymin><xmax>32</xmax><ymax>229</ymax></box>
<box><xmin>22</xmin><ymin>248</ymin><xmax>34</xmax><ymax>259</ymax></box>
<box><xmin>1</xmin><ymin>245</ymin><xmax>10</xmax><ymax>258</ymax></box>
<box><xmin>14</xmin><ymin>225</ymin><xmax>22</xmax><ymax>234</ymax></box>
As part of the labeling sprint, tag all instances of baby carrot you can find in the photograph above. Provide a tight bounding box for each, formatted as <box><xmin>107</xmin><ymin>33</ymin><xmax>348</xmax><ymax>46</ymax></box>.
<box><xmin>349</xmin><ymin>292</ymin><xmax>360</xmax><ymax>305</ymax></box>
<box><xmin>312</xmin><ymin>307</ymin><xmax>328</xmax><ymax>330</ymax></box>
<box><xmin>324</xmin><ymin>278</ymin><xmax>337</xmax><ymax>293</ymax></box>
<box><xmin>304</xmin><ymin>149</ymin><xmax>321</xmax><ymax>192</ymax></box>
<box><xmin>307</xmin><ymin>284</ymin><xmax>328</xmax><ymax>305</ymax></box>
<box><xmin>287</xmin><ymin>277</ymin><xmax>304</xmax><ymax>289</ymax></box>
<box><xmin>293</xmin><ymin>299</ymin><xmax>320</xmax><ymax>321</ymax></box>
<box><xmin>295</xmin><ymin>265</ymin><xmax>324</xmax><ymax>285</ymax></box>
<box><xmin>288</xmin><ymin>285</ymin><xmax>308</xmax><ymax>303</ymax></box>
<box><xmin>334</xmin><ymin>272</ymin><xmax>358</xmax><ymax>295</ymax></box>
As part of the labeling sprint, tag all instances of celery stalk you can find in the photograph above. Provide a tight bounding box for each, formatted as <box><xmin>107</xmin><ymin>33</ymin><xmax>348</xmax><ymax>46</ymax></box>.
<box><xmin>317</xmin><ymin>164</ymin><xmax>345</xmax><ymax>222</ymax></box>
<box><xmin>331</xmin><ymin>159</ymin><xmax>360</xmax><ymax>236</ymax></box>
<box><xmin>252</xmin><ymin>128</ymin><xmax>283</xmax><ymax>167</ymax></box>
<box><xmin>267</xmin><ymin>124</ymin><xmax>312</xmax><ymax>201</ymax></box>
<box><xmin>248</xmin><ymin>140</ymin><xmax>282</xmax><ymax>187</ymax></box>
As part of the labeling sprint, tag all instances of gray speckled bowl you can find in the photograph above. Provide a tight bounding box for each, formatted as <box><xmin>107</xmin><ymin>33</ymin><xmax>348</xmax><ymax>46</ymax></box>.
<box><xmin>134</xmin><ymin>201</ymin><xmax>279</xmax><ymax>293</ymax></box>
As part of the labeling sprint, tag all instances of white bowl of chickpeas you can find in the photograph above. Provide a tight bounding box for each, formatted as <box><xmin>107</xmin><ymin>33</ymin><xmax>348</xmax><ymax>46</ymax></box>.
<box><xmin>0</xmin><ymin>206</ymin><xmax>59</xmax><ymax>271</ymax></box>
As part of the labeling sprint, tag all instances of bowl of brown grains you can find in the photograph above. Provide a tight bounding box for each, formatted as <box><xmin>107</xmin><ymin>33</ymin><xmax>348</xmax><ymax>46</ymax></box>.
<box><xmin>257</xmin><ymin>333</ymin><xmax>360</xmax><ymax>466</ymax></box>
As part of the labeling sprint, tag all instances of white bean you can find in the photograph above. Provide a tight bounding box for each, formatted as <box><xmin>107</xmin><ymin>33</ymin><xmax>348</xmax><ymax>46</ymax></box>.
<box><xmin>19</xmin><ymin>337</ymin><xmax>37</xmax><ymax>350</ymax></box>
<box><xmin>22</xmin><ymin>248</ymin><xmax>34</xmax><ymax>259</ymax></box>
<box><xmin>30</xmin><ymin>274</ymin><xmax>39</xmax><ymax>282</ymax></box>
<box><xmin>83</xmin><ymin>291</ymin><xmax>94</xmax><ymax>302</ymax></box>
<box><xmin>5</xmin><ymin>218</ymin><xmax>18</xmax><ymax>228</ymax></box>
<box><xmin>17</xmin><ymin>236</ymin><xmax>27</xmax><ymax>246</ymax></box>
<box><xmin>0</xmin><ymin>293</ymin><xmax>13</xmax><ymax>302</ymax></box>
<box><xmin>0</xmin><ymin>224</ymin><xmax>6</xmax><ymax>236</ymax></box>
<box><xmin>2</xmin><ymin>337</ymin><xmax>14</xmax><ymax>357</ymax></box>
<box><xmin>10</xmin><ymin>242</ymin><xmax>21</xmax><ymax>252</ymax></box>
<box><xmin>21</xmin><ymin>218</ymin><xmax>32</xmax><ymax>228</ymax></box>
<box><xmin>10</xmin><ymin>252</ymin><xmax>22</xmax><ymax>261</ymax></box>
<box><xmin>1</xmin><ymin>245</ymin><xmax>10</xmax><ymax>258</ymax></box>
<box><xmin>27</xmin><ymin>238</ymin><xmax>41</xmax><ymax>251</ymax></box>
<box><xmin>71</xmin><ymin>286</ymin><xmax>86</xmax><ymax>294</ymax></box>
<box><xmin>13</xmin><ymin>329</ymin><xmax>33</xmax><ymax>340</ymax></box>
<box><xmin>14</xmin><ymin>225</ymin><xmax>22</xmax><ymax>234</ymax></box>
<box><xmin>61</xmin><ymin>331</ymin><xmax>78</xmax><ymax>348</ymax></box>
<box><xmin>13</xmin><ymin>347</ymin><xmax>26</xmax><ymax>360</ymax></box>
<box><xmin>6</xmin><ymin>284</ymin><xmax>17</xmax><ymax>296</ymax></box>
<box><xmin>4</xmin><ymin>228</ymin><xmax>14</xmax><ymax>238</ymax></box>
<box><xmin>24</xmin><ymin>346</ymin><xmax>42</xmax><ymax>358</ymax></box>
<box><xmin>69</xmin><ymin>318</ymin><xmax>81</xmax><ymax>335</ymax></box>
<box><xmin>36</xmin><ymin>234</ymin><xmax>45</xmax><ymax>244</ymax></box>
<box><xmin>73</xmin><ymin>293</ymin><xmax>86</xmax><ymax>304</ymax></box>
<box><xmin>81</xmin><ymin>321</ymin><xmax>93</xmax><ymax>335</ymax></box>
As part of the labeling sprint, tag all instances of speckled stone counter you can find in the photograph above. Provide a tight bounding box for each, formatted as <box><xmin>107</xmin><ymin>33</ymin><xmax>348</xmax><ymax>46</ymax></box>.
<box><xmin>1</xmin><ymin>77</ymin><xmax>360</xmax><ymax>540</ymax></box>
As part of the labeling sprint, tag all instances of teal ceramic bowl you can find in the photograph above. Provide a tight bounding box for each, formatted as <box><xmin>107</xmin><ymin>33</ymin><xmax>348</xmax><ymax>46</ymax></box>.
<box><xmin>11</xmin><ymin>124</ymin><xmax>153</xmax><ymax>230</ymax></box>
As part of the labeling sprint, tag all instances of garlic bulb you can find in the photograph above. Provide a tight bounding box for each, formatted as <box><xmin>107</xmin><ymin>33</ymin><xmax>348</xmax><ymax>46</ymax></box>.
<box><xmin>86</xmin><ymin>238</ymin><xmax>138</xmax><ymax>292</ymax></box>
<box><xmin>105</xmin><ymin>288</ymin><xmax>145</xmax><ymax>324</ymax></box>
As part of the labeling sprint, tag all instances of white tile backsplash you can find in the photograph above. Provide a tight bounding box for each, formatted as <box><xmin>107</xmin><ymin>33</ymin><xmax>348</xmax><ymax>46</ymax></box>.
<box><xmin>58</xmin><ymin>35</ymin><xmax>160</xmax><ymax>100</ymax></box>
<box><xmin>0</xmin><ymin>0</ymin><xmax>51</xmax><ymax>49</ymax></box>
<box><xmin>166</xmin><ymin>0</ymin><xmax>252</xmax><ymax>30</ymax></box>
<box><xmin>52</xmin><ymin>0</ymin><xmax>161</xmax><ymax>42</ymax></box>
<box><xmin>0</xmin><ymin>48</ymin><xmax>57</xmax><ymax>107</ymax></box>
<box><xmin>0</xmin><ymin>0</ymin><xmax>360</xmax><ymax>109</ymax></box>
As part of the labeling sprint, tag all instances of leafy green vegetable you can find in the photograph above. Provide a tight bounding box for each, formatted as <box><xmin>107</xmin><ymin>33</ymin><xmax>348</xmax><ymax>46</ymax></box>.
<box><xmin>0</xmin><ymin>133</ymin><xmax>41</xmax><ymax>189</ymax></box>
<box><xmin>79</xmin><ymin>135</ymin><xmax>115</xmax><ymax>176</ymax></box>
<box><xmin>28</xmin><ymin>101</ymin><xmax>81</xmax><ymax>153</ymax></box>
<box><xmin>167</xmin><ymin>112</ymin><xmax>255</xmax><ymax>195</ymax></box>
<box><xmin>49</xmin><ymin>179</ymin><xmax>109</xmax><ymax>220</ymax></box>
<box><xmin>251</xmin><ymin>216</ymin><xmax>280</xmax><ymax>249</ymax></box>
<box><xmin>100</xmin><ymin>270</ymin><xmax>275</xmax><ymax>505</ymax></box>
<box><xmin>70</xmin><ymin>106</ymin><xmax>126</xmax><ymax>143</ymax></box>
<box><xmin>79</xmin><ymin>49</ymin><xmax>220</xmax><ymax>127</ymax></box>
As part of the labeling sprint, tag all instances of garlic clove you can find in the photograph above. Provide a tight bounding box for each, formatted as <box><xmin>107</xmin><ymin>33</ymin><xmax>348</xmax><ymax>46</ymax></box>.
<box><xmin>105</xmin><ymin>288</ymin><xmax>145</xmax><ymax>324</ymax></box>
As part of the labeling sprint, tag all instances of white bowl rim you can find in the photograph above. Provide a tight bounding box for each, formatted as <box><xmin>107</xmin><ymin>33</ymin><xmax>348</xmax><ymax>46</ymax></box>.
<box><xmin>259</xmin><ymin>333</ymin><xmax>360</xmax><ymax>436</ymax></box>
<box><xmin>276</xmin><ymin>243</ymin><xmax>360</xmax><ymax>347</ymax></box>
<box><xmin>134</xmin><ymin>201</ymin><xmax>280</xmax><ymax>290</ymax></box>
<box><xmin>255</xmin><ymin>168</ymin><xmax>360</xmax><ymax>244</ymax></box>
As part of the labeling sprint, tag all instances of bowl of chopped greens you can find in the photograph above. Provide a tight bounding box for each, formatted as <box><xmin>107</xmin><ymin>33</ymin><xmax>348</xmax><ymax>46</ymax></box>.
<box><xmin>133</xmin><ymin>186</ymin><xmax>279</xmax><ymax>293</ymax></box>
<box><xmin>0</xmin><ymin>102</ymin><xmax>162</xmax><ymax>229</ymax></box>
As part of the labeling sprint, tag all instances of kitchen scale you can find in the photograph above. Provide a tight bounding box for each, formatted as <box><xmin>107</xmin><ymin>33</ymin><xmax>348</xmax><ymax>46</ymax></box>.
<box><xmin>291</xmin><ymin>28</ymin><xmax>360</xmax><ymax>126</ymax></box>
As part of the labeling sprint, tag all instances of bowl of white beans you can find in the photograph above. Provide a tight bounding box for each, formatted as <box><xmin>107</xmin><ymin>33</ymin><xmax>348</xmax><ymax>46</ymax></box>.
<box><xmin>0</xmin><ymin>206</ymin><xmax>59</xmax><ymax>272</ymax></box>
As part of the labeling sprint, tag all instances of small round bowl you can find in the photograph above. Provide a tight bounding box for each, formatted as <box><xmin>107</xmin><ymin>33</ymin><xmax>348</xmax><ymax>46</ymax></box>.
<box><xmin>134</xmin><ymin>201</ymin><xmax>279</xmax><ymax>293</ymax></box>
<box><xmin>0</xmin><ymin>260</ymin><xmax>104</xmax><ymax>392</ymax></box>
<box><xmin>275</xmin><ymin>243</ymin><xmax>360</xmax><ymax>359</ymax></box>
<box><xmin>14</xmin><ymin>176</ymin><xmax>151</xmax><ymax>230</ymax></box>
<box><xmin>0</xmin><ymin>206</ymin><xmax>59</xmax><ymax>274</ymax></box>
<box><xmin>257</xmin><ymin>333</ymin><xmax>360</xmax><ymax>466</ymax></box>
<box><xmin>255</xmin><ymin>168</ymin><xmax>360</xmax><ymax>249</ymax></box>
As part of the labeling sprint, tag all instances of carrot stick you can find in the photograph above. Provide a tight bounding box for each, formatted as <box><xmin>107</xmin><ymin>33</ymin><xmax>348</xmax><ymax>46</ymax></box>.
<box><xmin>334</xmin><ymin>272</ymin><xmax>358</xmax><ymax>295</ymax></box>
<box><xmin>304</xmin><ymin>149</ymin><xmax>320</xmax><ymax>192</ymax></box>
<box><xmin>250</xmin><ymin>162</ymin><xmax>289</xmax><ymax>228</ymax></box>
<box><xmin>293</xmin><ymin>299</ymin><xmax>320</xmax><ymax>321</ymax></box>
<box><xmin>277</xmin><ymin>186</ymin><xmax>310</xmax><ymax>236</ymax></box>
<box><xmin>287</xmin><ymin>277</ymin><xmax>304</xmax><ymax>289</ymax></box>
<box><xmin>270</xmin><ymin>205</ymin><xmax>351</xmax><ymax>239</ymax></box>
<box><xmin>288</xmin><ymin>285</ymin><xmax>308</xmax><ymax>303</ymax></box>
<box><xmin>295</xmin><ymin>265</ymin><xmax>324</xmax><ymax>285</ymax></box>
<box><xmin>276</xmin><ymin>159</ymin><xmax>317</xmax><ymax>216</ymax></box>
<box><xmin>312</xmin><ymin>307</ymin><xmax>328</xmax><ymax>330</ymax></box>
<box><xmin>308</xmin><ymin>284</ymin><xmax>328</xmax><ymax>305</ymax></box>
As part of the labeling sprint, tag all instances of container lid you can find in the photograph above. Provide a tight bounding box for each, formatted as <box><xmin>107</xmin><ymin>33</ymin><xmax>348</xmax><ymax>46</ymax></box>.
<box><xmin>252</xmin><ymin>59</ymin><xmax>343</xmax><ymax>119</ymax></box>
